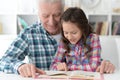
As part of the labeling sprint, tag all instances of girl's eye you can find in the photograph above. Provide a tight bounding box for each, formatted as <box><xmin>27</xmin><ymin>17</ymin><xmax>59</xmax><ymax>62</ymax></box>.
<box><xmin>64</xmin><ymin>32</ymin><xmax>68</xmax><ymax>34</ymax></box>
<box><xmin>72</xmin><ymin>32</ymin><xmax>77</xmax><ymax>34</ymax></box>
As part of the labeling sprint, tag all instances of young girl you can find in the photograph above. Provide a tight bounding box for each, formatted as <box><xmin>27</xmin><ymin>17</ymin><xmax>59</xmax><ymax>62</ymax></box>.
<box><xmin>50</xmin><ymin>7</ymin><xmax>101</xmax><ymax>72</ymax></box>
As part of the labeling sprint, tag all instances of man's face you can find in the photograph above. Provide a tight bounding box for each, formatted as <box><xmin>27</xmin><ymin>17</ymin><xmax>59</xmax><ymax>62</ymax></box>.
<box><xmin>38</xmin><ymin>2</ymin><xmax>63</xmax><ymax>35</ymax></box>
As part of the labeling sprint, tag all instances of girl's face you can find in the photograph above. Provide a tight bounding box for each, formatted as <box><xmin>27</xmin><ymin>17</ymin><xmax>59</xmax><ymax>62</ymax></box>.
<box><xmin>62</xmin><ymin>21</ymin><xmax>82</xmax><ymax>44</ymax></box>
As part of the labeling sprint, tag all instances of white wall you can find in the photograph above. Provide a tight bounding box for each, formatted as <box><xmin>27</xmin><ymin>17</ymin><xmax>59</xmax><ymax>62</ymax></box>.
<box><xmin>0</xmin><ymin>0</ymin><xmax>17</xmax><ymax>35</ymax></box>
<box><xmin>0</xmin><ymin>15</ymin><xmax>17</xmax><ymax>34</ymax></box>
<box><xmin>17</xmin><ymin>0</ymin><xmax>37</xmax><ymax>14</ymax></box>
<box><xmin>0</xmin><ymin>0</ymin><xmax>17</xmax><ymax>14</ymax></box>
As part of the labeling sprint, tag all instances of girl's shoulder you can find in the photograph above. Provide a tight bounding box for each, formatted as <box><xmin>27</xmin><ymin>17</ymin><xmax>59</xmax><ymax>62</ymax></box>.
<box><xmin>88</xmin><ymin>33</ymin><xmax>100</xmax><ymax>41</ymax></box>
<box><xmin>89</xmin><ymin>33</ymin><xmax>99</xmax><ymax>37</ymax></box>
<box><xmin>58</xmin><ymin>40</ymin><xmax>65</xmax><ymax>48</ymax></box>
<box><xmin>57</xmin><ymin>41</ymin><xmax>67</xmax><ymax>53</ymax></box>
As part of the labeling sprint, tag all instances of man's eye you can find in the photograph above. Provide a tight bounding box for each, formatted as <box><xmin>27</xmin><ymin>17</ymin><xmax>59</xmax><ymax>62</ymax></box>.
<box><xmin>43</xmin><ymin>15</ymin><xmax>49</xmax><ymax>18</ymax></box>
<box><xmin>54</xmin><ymin>13</ymin><xmax>61</xmax><ymax>17</ymax></box>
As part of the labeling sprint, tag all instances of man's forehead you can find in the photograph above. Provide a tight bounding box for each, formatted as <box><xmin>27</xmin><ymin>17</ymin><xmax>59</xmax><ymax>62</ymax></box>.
<box><xmin>40</xmin><ymin>9</ymin><xmax>62</xmax><ymax>15</ymax></box>
<box><xmin>38</xmin><ymin>0</ymin><xmax>64</xmax><ymax>9</ymax></box>
<box><xmin>39</xmin><ymin>2</ymin><xmax>63</xmax><ymax>12</ymax></box>
<box><xmin>37</xmin><ymin>0</ymin><xmax>63</xmax><ymax>3</ymax></box>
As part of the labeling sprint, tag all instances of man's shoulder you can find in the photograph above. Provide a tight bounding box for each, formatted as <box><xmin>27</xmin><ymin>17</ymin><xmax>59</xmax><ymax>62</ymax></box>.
<box><xmin>23</xmin><ymin>23</ymin><xmax>44</xmax><ymax>34</ymax></box>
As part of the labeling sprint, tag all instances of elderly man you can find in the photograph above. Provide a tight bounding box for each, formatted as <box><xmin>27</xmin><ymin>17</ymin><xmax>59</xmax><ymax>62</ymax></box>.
<box><xmin>0</xmin><ymin>0</ymin><xmax>115</xmax><ymax>78</ymax></box>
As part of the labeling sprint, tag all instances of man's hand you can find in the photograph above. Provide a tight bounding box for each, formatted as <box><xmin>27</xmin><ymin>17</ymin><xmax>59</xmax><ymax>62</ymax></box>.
<box><xmin>57</xmin><ymin>62</ymin><xmax>68</xmax><ymax>71</ymax></box>
<box><xmin>18</xmin><ymin>64</ymin><xmax>45</xmax><ymax>78</ymax></box>
<box><xmin>96</xmin><ymin>60</ymin><xmax>115</xmax><ymax>74</ymax></box>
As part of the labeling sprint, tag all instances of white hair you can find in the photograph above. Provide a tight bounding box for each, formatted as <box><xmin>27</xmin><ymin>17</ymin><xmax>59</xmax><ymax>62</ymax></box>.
<box><xmin>37</xmin><ymin>0</ymin><xmax>64</xmax><ymax>5</ymax></box>
<box><xmin>35</xmin><ymin>0</ymin><xmax>64</xmax><ymax>11</ymax></box>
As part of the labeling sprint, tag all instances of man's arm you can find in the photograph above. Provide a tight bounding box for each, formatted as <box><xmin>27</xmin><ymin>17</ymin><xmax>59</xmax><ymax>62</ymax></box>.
<box><xmin>0</xmin><ymin>30</ymin><xmax>29</xmax><ymax>74</ymax></box>
<box><xmin>0</xmin><ymin>29</ymin><xmax>46</xmax><ymax>78</ymax></box>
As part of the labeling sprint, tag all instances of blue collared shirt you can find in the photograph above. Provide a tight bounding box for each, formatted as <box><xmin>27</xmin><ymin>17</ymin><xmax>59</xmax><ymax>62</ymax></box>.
<box><xmin>0</xmin><ymin>22</ymin><xmax>58</xmax><ymax>74</ymax></box>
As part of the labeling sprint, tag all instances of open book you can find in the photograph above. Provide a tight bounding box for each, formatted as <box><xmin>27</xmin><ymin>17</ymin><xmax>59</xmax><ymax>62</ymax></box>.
<box><xmin>36</xmin><ymin>70</ymin><xmax>103</xmax><ymax>80</ymax></box>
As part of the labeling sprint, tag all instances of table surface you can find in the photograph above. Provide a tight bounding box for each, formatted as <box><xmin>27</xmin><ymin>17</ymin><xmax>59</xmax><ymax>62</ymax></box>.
<box><xmin>0</xmin><ymin>70</ymin><xmax>120</xmax><ymax>80</ymax></box>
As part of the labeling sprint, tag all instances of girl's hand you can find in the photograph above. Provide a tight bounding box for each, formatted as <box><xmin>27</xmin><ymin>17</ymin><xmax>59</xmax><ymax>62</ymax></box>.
<box><xmin>96</xmin><ymin>60</ymin><xmax>115</xmax><ymax>74</ymax></box>
<box><xmin>57</xmin><ymin>62</ymin><xmax>68</xmax><ymax>71</ymax></box>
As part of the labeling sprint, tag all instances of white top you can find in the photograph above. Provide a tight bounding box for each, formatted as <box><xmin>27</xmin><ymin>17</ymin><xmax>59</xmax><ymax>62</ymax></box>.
<box><xmin>52</xmin><ymin>33</ymin><xmax>61</xmax><ymax>45</ymax></box>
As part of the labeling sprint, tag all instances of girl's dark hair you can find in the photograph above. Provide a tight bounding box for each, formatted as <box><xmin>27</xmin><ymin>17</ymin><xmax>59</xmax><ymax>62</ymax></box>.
<box><xmin>60</xmin><ymin>7</ymin><xmax>94</xmax><ymax>58</ymax></box>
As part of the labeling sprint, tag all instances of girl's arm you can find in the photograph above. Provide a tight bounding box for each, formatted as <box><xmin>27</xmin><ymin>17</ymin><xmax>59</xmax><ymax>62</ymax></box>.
<box><xmin>50</xmin><ymin>43</ymin><xmax>65</xmax><ymax>70</ymax></box>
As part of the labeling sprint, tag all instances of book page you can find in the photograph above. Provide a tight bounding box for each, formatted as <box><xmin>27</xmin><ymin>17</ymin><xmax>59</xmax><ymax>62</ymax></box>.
<box><xmin>46</xmin><ymin>71</ymin><xmax>68</xmax><ymax>76</ymax></box>
<box><xmin>35</xmin><ymin>71</ymin><xmax>68</xmax><ymax>79</ymax></box>
<box><xmin>36</xmin><ymin>71</ymin><xmax>102</xmax><ymax>80</ymax></box>
<box><xmin>69</xmin><ymin>70</ymin><xmax>100</xmax><ymax>79</ymax></box>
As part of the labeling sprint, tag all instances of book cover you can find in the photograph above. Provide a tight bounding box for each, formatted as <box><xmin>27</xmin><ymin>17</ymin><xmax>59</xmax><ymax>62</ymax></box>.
<box><xmin>95</xmin><ymin>22</ymin><xmax>103</xmax><ymax>35</ymax></box>
<box><xmin>100</xmin><ymin>22</ymin><xmax>109</xmax><ymax>35</ymax></box>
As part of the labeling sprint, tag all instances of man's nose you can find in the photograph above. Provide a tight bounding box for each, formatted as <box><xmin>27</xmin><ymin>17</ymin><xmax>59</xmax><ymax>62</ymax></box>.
<box><xmin>48</xmin><ymin>16</ymin><xmax>55</xmax><ymax>26</ymax></box>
